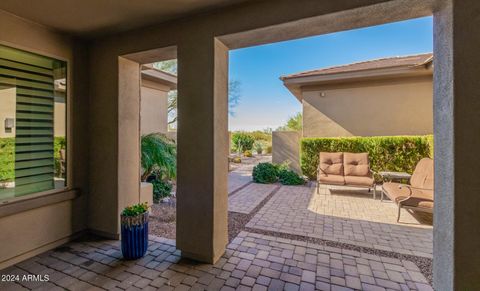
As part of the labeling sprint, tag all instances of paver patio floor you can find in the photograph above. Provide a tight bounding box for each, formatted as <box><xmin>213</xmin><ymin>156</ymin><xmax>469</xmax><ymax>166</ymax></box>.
<box><xmin>246</xmin><ymin>185</ymin><xmax>433</xmax><ymax>258</ymax></box>
<box><xmin>1</xmin><ymin>232</ymin><xmax>432</xmax><ymax>291</ymax></box>
<box><xmin>1</xmin><ymin>159</ymin><xmax>434</xmax><ymax>290</ymax></box>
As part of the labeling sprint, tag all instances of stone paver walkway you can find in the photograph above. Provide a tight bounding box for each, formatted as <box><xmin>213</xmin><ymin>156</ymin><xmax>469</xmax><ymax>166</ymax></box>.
<box><xmin>228</xmin><ymin>155</ymin><xmax>271</xmax><ymax>194</ymax></box>
<box><xmin>228</xmin><ymin>183</ymin><xmax>277</xmax><ymax>214</ymax></box>
<box><xmin>1</xmin><ymin>232</ymin><xmax>432</xmax><ymax>291</ymax></box>
<box><xmin>1</xmin><ymin>156</ymin><xmax>434</xmax><ymax>290</ymax></box>
<box><xmin>227</xmin><ymin>172</ymin><xmax>252</xmax><ymax>195</ymax></box>
<box><xmin>247</xmin><ymin>185</ymin><xmax>433</xmax><ymax>258</ymax></box>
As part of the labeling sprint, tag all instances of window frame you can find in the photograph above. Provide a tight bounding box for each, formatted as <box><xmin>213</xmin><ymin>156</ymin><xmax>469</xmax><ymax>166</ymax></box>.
<box><xmin>0</xmin><ymin>41</ymin><xmax>72</xmax><ymax>205</ymax></box>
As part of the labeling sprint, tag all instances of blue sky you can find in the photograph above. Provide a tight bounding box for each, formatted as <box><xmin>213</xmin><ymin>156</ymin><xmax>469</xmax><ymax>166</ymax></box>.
<box><xmin>228</xmin><ymin>16</ymin><xmax>433</xmax><ymax>131</ymax></box>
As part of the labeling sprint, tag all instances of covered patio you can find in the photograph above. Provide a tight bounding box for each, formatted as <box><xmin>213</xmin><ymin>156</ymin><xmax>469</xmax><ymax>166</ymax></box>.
<box><xmin>0</xmin><ymin>0</ymin><xmax>479</xmax><ymax>290</ymax></box>
<box><xmin>2</xmin><ymin>180</ymin><xmax>433</xmax><ymax>291</ymax></box>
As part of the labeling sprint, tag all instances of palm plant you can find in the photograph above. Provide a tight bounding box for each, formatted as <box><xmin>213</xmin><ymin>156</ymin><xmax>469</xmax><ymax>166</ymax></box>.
<box><xmin>141</xmin><ymin>133</ymin><xmax>176</xmax><ymax>182</ymax></box>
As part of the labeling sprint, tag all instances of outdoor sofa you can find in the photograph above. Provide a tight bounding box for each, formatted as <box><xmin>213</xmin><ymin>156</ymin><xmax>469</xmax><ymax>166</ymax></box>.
<box><xmin>317</xmin><ymin>152</ymin><xmax>376</xmax><ymax>198</ymax></box>
<box><xmin>382</xmin><ymin>158</ymin><xmax>434</xmax><ymax>222</ymax></box>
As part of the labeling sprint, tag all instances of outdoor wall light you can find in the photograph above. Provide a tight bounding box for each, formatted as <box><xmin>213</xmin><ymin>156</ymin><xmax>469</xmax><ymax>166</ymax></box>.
<box><xmin>319</xmin><ymin>92</ymin><xmax>326</xmax><ymax>97</ymax></box>
<box><xmin>4</xmin><ymin>118</ymin><xmax>14</xmax><ymax>130</ymax></box>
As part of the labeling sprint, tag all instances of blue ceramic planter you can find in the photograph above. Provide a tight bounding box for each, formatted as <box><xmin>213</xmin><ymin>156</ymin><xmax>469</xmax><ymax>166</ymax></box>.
<box><xmin>121</xmin><ymin>212</ymin><xmax>149</xmax><ymax>260</ymax></box>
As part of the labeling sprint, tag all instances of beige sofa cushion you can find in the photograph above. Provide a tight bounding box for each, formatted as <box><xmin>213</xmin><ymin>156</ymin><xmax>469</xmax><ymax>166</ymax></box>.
<box><xmin>319</xmin><ymin>152</ymin><xmax>343</xmax><ymax>176</ymax></box>
<box><xmin>344</xmin><ymin>152</ymin><xmax>370</xmax><ymax>176</ymax></box>
<box><xmin>410</xmin><ymin>158</ymin><xmax>434</xmax><ymax>189</ymax></box>
<box><xmin>319</xmin><ymin>174</ymin><xmax>345</xmax><ymax>185</ymax></box>
<box><xmin>344</xmin><ymin>176</ymin><xmax>374</xmax><ymax>187</ymax></box>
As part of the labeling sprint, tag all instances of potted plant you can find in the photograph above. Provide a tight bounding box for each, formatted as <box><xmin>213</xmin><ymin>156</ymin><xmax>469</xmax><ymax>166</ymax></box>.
<box><xmin>121</xmin><ymin>203</ymin><xmax>149</xmax><ymax>260</ymax></box>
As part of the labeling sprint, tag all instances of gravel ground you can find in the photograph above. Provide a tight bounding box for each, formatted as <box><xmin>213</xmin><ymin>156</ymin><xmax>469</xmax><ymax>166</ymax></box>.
<box><xmin>149</xmin><ymin>198</ymin><xmax>176</xmax><ymax>239</ymax></box>
<box><xmin>149</xmin><ymin>198</ymin><xmax>254</xmax><ymax>243</ymax></box>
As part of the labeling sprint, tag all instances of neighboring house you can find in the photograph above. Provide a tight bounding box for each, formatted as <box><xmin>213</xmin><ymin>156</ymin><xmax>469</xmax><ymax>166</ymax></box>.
<box><xmin>273</xmin><ymin>53</ymin><xmax>433</xmax><ymax>172</ymax></box>
<box><xmin>280</xmin><ymin>53</ymin><xmax>433</xmax><ymax>137</ymax></box>
<box><xmin>140</xmin><ymin>64</ymin><xmax>177</xmax><ymax>136</ymax></box>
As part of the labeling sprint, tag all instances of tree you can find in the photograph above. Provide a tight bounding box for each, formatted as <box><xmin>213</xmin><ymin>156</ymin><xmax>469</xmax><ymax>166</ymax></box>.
<box><xmin>154</xmin><ymin>60</ymin><xmax>241</xmax><ymax>126</ymax></box>
<box><xmin>140</xmin><ymin>133</ymin><xmax>176</xmax><ymax>182</ymax></box>
<box><xmin>277</xmin><ymin>112</ymin><xmax>302</xmax><ymax>131</ymax></box>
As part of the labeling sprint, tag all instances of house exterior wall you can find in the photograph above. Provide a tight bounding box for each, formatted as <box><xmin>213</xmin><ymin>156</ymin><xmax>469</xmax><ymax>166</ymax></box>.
<box><xmin>140</xmin><ymin>79</ymin><xmax>170</xmax><ymax>135</ymax></box>
<box><xmin>54</xmin><ymin>99</ymin><xmax>66</xmax><ymax>137</ymax></box>
<box><xmin>0</xmin><ymin>87</ymin><xmax>16</xmax><ymax>138</ymax></box>
<box><xmin>302</xmin><ymin>76</ymin><xmax>433</xmax><ymax>137</ymax></box>
<box><xmin>0</xmin><ymin>10</ymin><xmax>88</xmax><ymax>269</ymax></box>
<box><xmin>0</xmin><ymin>95</ymin><xmax>66</xmax><ymax>138</ymax></box>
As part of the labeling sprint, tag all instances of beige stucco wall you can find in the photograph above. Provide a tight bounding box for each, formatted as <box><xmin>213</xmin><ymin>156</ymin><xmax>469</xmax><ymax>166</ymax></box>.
<box><xmin>54</xmin><ymin>99</ymin><xmax>66</xmax><ymax>137</ymax></box>
<box><xmin>0</xmin><ymin>10</ymin><xmax>88</xmax><ymax>268</ymax></box>
<box><xmin>140</xmin><ymin>79</ymin><xmax>169</xmax><ymax>135</ymax></box>
<box><xmin>272</xmin><ymin>131</ymin><xmax>301</xmax><ymax>173</ymax></box>
<box><xmin>0</xmin><ymin>94</ymin><xmax>66</xmax><ymax>138</ymax></box>
<box><xmin>0</xmin><ymin>87</ymin><xmax>16</xmax><ymax>138</ymax></box>
<box><xmin>302</xmin><ymin>76</ymin><xmax>433</xmax><ymax>137</ymax></box>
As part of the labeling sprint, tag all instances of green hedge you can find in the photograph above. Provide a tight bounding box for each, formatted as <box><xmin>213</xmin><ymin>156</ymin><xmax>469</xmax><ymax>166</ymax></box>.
<box><xmin>301</xmin><ymin>135</ymin><xmax>433</xmax><ymax>180</ymax></box>
<box><xmin>0</xmin><ymin>138</ymin><xmax>15</xmax><ymax>182</ymax></box>
<box><xmin>0</xmin><ymin>137</ymin><xmax>66</xmax><ymax>182</ymax></box>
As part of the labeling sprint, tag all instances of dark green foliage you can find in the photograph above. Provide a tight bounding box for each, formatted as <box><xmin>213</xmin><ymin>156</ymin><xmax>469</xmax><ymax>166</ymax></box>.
<box><xmin>141</xmin><ymin>133</ymin><xmax>176</xmax><ymax>182</ymax></box>
<box><xmin>152</xmin><ymin>179</ymin><xmax>173</xmax><ymax>203</ymax></box>
<box><xmin>252</xmin><ymin>162</ymin><xmax>278</xmax><ymax>184</ymax></box>
<box><xmin>232</xmin><ymin>132</ymin><xmax>255</xmax><ymax>152</ymax></box>
<box><xmin>277</xmin><ymin>168</ymin><xmax>305</xmax><ymax>185</ymax></box>
<box><xmin>122</xmin><ymin>203</ymin><xmax>148</xmax><ymax>216</ymax></box>
<box><xmin>301</xmin><ymin>135</ymin><xmax>433</xmax><ymax>180</ymax></box>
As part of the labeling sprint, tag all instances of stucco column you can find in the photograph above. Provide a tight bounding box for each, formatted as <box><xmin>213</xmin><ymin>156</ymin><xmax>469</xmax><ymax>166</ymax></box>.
<box><xmin>176</xmin><ymin>37</ymin><xmax>229</xmax><ymax>263</ymax></box>
<box><xmin>433</xmin><ymin>0</ymin><xmax>480</xmax><ymax>289</ymax></box>
<box><xmin>118</xmin><ymin>57</ymin><xmax>142</xmax><ymax>221</ymax></box>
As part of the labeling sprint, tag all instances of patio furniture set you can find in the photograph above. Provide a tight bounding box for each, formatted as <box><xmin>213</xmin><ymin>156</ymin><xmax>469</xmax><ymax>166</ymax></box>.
<box><xmin>316</xmin><ymin>151</ymin><xmax>434</xmax><ymax>222</ymax></box>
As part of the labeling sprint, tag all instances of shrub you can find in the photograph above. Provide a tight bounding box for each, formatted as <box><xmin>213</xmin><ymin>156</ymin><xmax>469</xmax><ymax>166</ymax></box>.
<box><xmin>141</xmin><ymin>133</ymin><xmax>176</xmax><ymax>182</ymax></box>
<box><xmin>244</xmin><ymin>150</ymin><xmax>253</xmax><ymax>157</ymax></box>
<box><xmin>252</xmin><ymin>162</ymin><xmax>278</xmax><ymax>184</ymax></box>
<box><xmin>250</xmin><ymin>131</ymin><xmax>272</xmax><ymax>142</ymax></box>
<box><xmin>1</xmin><ymin>137</ymin><xmax>66</xmax><ymax>182</ymax></box>
<box><xmin>232</xmin><ymin>132</ymin><xmax>255</xmax><ymax>152</ymax></box>
<box><xmin>152</xmin><ymin>179</ymin><xmax>173</xmax><ymax>203</ymax></box>
<box><xmin>301</xmin><ymin>135</ymin><xmax>433</xmax><ymax>180</ymax></box>
<box><xmin>278</xmin><ymin>169</ymin><xmax>305</xmax><ymax>185</ymax></box>
<box><xmin>0</xmin><ymin>138</ymin><xmax>14</xmax><ymax>183</ymax></box>
<box><xmin>254</xmin><ymin>142</ymin><xmax>263</xmax><ymax>154</ymax></box>
<box><xmin>54</xmin><ymin>137</ymin><xmax>66</xmax><ymax>177</ymax></box>
<box><xmin>232</xmin><ymin>157</ymin><xmax>242</xmax><ymax>163</ymax></box>
<box><xmin>265</xmin><ymin>145</ymin><xmax>272</xmax><ymax>154</ymax></box>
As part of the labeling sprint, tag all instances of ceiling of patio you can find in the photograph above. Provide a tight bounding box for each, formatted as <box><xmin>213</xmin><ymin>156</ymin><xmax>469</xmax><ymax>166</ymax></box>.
<box><xmin>0</xmin><ymin>0</ymin><xmax>251</xmax><ymax>38</ymax></box>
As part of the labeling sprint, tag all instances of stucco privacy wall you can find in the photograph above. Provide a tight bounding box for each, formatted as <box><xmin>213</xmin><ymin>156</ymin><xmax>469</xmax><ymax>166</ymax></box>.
<box><xmin>88</xmin><ymin>0</ymin><xmax>434</xmax><ymax>263</ymax></box>
<box><xmin>0</xmin><ymin>10</ymin><xmax>89</xmax><ymax>268</ymax></box>
<box><xmin>272</xmin><ymin>131</ymin><xmax>301</xmax><ymax>173</ymax></box>
<box><xmin>302</xmin><ymin>77</ymin><xmax>433</xmax><ymax>137</ymax></box>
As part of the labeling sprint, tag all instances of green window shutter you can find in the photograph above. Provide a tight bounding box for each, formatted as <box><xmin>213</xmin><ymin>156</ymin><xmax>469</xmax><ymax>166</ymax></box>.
<box><xmin>0</xmin><ymin>45</ymin><xmax>58</xmax><ymax>196</ymax></box>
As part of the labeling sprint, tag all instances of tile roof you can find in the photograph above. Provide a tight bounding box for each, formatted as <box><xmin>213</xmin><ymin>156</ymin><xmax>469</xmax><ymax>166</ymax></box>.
<box><xmin>281</xmin><ymin>53</ymin><xmax>433</xmax><ymax>80</ymax></box>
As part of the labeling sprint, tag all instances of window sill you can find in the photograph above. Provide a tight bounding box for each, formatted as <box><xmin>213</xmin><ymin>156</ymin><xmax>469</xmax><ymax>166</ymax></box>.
<box><xmin>0</xmin><ymin>188</ymin><xmax>80</xmax><ymax>219</ymax></box>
